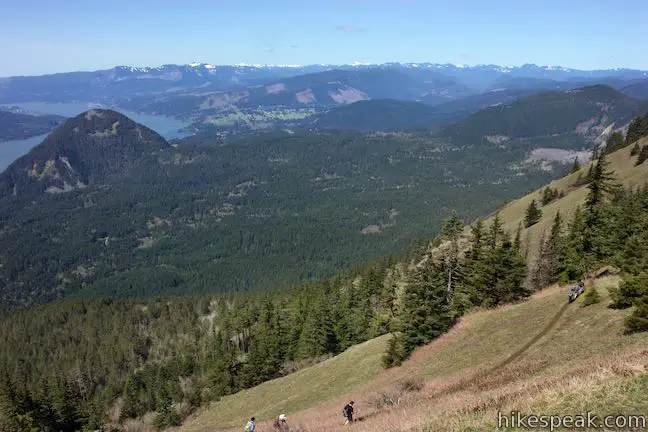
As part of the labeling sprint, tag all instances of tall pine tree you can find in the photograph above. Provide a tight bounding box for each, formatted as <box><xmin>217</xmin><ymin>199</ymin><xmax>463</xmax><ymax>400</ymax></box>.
<box><xmin>401</xmin><ymin>260</ymin><xmax>455</xmax><ymax>353</ymax></box>
<box><xmin>524</xmin><ymin>199</ymin><xmax>542</xmax><ymax>228</ymax></box>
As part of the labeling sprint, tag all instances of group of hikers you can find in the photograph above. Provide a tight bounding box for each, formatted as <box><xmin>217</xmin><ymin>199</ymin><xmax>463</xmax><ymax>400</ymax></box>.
<box><xmin>244</xmin><ymin>401</ymin><xmax>355</xmax><ymax>431</ymax></box>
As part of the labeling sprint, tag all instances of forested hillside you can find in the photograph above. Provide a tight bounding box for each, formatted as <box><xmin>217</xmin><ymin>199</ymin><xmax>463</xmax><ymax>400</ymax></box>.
<box><xmin>0</xmin><ymin>110</ymin><xmax>65</xmax><ymax>141</ymax></box>
<box><xmin>1</xmin><ymin>112</ymin><xmax>647</xmax><ymax>432</ymax></box>
<box><xmin>0</xmin><ymin>110</ymin><xmax>563</xmax><ymax>308</ymax></box>
<box><xmin>306</xmin><ymin>99</ymin><xmax>454</xmax><ymax>131</ymax></box>
<box><xmin>443</xmin><ymin>85</ymin><xmax>648</xmax><ymax>149</ymax></box>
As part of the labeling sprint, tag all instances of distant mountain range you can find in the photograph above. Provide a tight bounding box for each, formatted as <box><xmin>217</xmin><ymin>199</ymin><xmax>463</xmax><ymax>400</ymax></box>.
<box><xmin>1</xmin><ymin>62</ymin><xmax>647</xmax><ymax>105</ymax></box>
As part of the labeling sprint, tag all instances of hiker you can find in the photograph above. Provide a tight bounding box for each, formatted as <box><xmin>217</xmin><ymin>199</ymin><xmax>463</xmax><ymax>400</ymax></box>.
<box><xmin>272</xmin><ymin>413</ymin><xmax>287</xmax><ymax>430</ymax></box>
<box><xmin>245</xmin><ymin>417</ymin><xmax>256</xmax><ymax>432</ymax></box>
<box><xmin>343</xmin><ymin>401</ymin><xmax>355</xmax><ymax>424</ymax></box>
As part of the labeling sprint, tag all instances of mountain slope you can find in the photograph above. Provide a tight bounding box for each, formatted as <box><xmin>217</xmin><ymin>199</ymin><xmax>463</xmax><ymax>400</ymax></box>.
<box><xmin>443</xmin><ymin>85</ymin><xmax>648</xmax><ymax>148</ymax></box>
<box><xmin>0</xmin><ymin>109</ymin><xmax>169</xmax><ymax>199</ymax></box>
<box><xmin>306</xmin><ymin>99</ymin><xmax>451</xmax><ymax>131</ymax></box>
<box><xmin>178</xmin><ymin>140</ymin><xmax>648</xmax><ymax>432</ymax></box>
<box><xmin>125</xmin><ymin>67</ymin><xmax>471</xmax><ymax>119</ymax></box>
<box><xmin>180</xmin><ymin>278</ymin><xmax>648</xmax><ymax>432</ymax></box>
<box><xmin>0</xmin><ymin>64</ymin><xmax>291</xmax><ymax>103</ymax></box>
<box><xmin>2</xmin><ymin>121</ymin><xmax>647</xmax><ymax>432</ymax></box>
<box><xmin>486</xmin><ymin>136</ymin><xmax>648</xmax><ymax>267</ymax></box>
<box><xmin>0</xmin><ymin>109</ymin><xmax>564</xmax><ymax>308</ymax></box>
<box><xmin>620</xmin><ymin>79</ymin><xmax>648</xmax><ymax>99</ymax></box>
<box><xmin>0</xmin><ymin>110</ymin><xmax>65</xmax><ymax>141</ymax></box>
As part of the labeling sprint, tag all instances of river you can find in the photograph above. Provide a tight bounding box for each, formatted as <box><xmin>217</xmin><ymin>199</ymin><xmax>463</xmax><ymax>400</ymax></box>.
<box><xmin>0</xmin><ymin>102</ymin><xmax>192</xmax><ymax>172</ymax></box>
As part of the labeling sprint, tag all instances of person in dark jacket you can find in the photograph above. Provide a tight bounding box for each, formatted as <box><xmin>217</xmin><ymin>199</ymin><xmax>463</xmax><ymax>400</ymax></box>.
<box><xmin>343</xmin><ymin>401</ymin><xmax>354</xmax><ymax>424</ymax></box>
<box><xmin>272</xmin><ymin>414</ymin><xmax>287</xmax><ymax>430</ymax></box>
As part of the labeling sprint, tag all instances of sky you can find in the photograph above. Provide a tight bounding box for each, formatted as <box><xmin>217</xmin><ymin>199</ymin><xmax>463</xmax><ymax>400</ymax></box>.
<box><xmin>1</xmin><ymin>0</ymin><xmax>648</xmax><ymax>76</ymax></box>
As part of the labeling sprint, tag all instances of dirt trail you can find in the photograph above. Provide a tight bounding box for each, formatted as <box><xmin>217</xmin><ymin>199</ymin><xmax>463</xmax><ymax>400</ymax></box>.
<box><xmin>426</xmin><ymin>297</ymin><xmax>572</xmax><ymax>398</ymax></box>
<box><xmin>489</xmin><ymin>301</ymin><xmax>570</xmax><ymax>372</ymax></box>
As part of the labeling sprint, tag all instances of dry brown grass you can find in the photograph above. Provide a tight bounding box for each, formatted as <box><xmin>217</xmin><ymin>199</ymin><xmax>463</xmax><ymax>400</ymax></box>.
<box><xmin>181</xmin><ymin>276</ymin><xmax>648</xmax><ymax>432</ymax></box>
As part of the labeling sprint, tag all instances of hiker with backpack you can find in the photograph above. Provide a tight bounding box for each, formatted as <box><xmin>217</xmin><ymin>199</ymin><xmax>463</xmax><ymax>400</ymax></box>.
<box><xmin>272</xmin><ymin>413</ymin><xmax>288</xmax><ymax>430</ymax></box>
<box><xmin>244</xmin><ymin>417</ymin><xmax>256</xmax><ymax>432</ymax></box>
<box><xmin>343</xmin><ymin>401</ymin><xmax>354</xmax><ymax>424</ymax></box>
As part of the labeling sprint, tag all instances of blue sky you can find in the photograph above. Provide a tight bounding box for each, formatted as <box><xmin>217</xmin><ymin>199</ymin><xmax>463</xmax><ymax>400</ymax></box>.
<box><xmin>1</xmin><ymin>0</ymin><xmax>647</xmax><ymax>76</ymax></box>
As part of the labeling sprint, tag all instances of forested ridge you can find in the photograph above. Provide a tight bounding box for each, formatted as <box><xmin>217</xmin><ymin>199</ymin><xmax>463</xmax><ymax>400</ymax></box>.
<box><xmin>0</xmin><ymin>111</ymin><xmax>562</xmax><ymax>308</ymax></box>
<box><xmin>0</xmin><ymin>110</ymin><xmax>66</xmax><ymax>141</ymax></box>
<box><xmin>1</xmin><ymin>112</ymin><xmax>648</xmax><ymax>431</ymax></box>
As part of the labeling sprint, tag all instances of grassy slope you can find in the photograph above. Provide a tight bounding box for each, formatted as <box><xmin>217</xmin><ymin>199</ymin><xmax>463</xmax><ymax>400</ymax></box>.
<box><xmin>180</xmin><ymin>278</ymin><xmax>648</xmax><ymax>432</ymax></box>
<box><xmin>179</xmin><ymin>336</ymin><xmax>390</xmax><ymax>431</ymax></box>
<box><xmin>179</xmin><ymin>141</ymin><xmax>648</xmax><ymax>432</ymax></box>
<box><xmin>487</xmin><ymin>136</ymin><xmax>648</xmax><ymax>265</ymax></box>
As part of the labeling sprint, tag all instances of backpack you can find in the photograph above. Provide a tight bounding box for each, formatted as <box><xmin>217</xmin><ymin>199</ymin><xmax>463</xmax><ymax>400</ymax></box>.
<box><xmin>245</xmin><ymin>421</ymin><xmax>253</xmax><ymax>432</ymax></box>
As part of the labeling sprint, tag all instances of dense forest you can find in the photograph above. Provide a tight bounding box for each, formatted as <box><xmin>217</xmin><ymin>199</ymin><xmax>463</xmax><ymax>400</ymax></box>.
<box><xmin>443</xmin><ymin>85</ymin><xmax>648</xmax><ymax>146</ymax></box>
<box><xmin>0</xmin><ymin>112</ymin><xmax>562</xmax><ymax>308</ymax></box>
<box><xmin>2</xmin><ymin>115</ymin><xmax>648</xmax><ymax>430</ymax></box>
<box><xmin>0</xmin><ymin>110</ymin><xmax>65</xmax><ymax>141</ymax></box>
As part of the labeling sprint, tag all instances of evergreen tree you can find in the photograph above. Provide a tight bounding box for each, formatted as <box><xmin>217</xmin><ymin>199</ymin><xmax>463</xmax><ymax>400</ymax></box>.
<box><xmin>513</xmin><ymin>224</ymin><xmax>522</xmax><ymax>252</ymax></box>
<box><xmin>461</xmin><ymin>220</ymin><xmax>488</xmax><ymax>306</ymax></box>
<box><xmin>636</xmin><ymin>145</ymin><xmax>648</xmax><ymax>166</ymax></box>
<box><xmin>524</xmin><ymin>199</ymin><xmax>542</xmax><ymax>228</ymax></box>
<box><xmin>563</xmin><ymin>206</ymin><xmax>588</xmax><ymax>281</ymax></box>
<box><xmin>243</xmin><ymin>298</ymin><xmax>284</xmax><ymax>386</ymax></box>
<box><xmin>297</xmin><ymin>291</ymin><xmax>337</xmax><ymax>359</ymax></box>
<box><xmin>541</xmin><ymin>187</ymin><xmax>559</xmax><ymax>206</ymax></box>
<box><xmin>603</xmin><ymin>131</ymin><xmax>625</xmax><ymax>155</ymax></box>
<box><xmin>570</xmin><ymin>157</ymin><xmax>581</xmax><ymax>173</ymax></box>
<box><xmin>546</xmin><ymin>211</ymin><xmax>566</xmax><ymax>281</ymax></box>
<box><xmin>382</xmin><ymin>333</ymin><xmax>409</xmax><ymax>368</ymax></box>
<box><xmin>583</xmin><ymin>152</ymin><xmax>617</xmax><ymax>260</ymax></box>
<box><xmin>630</xmin><ymin>142</ymin><xmax>641</xmax><ymax>157</ymax></box>
<box><xmin>481</xmin><ymin>235</ymin><xmax>529</xmax><ymax>305</ymax></box>
<box><xmin>487</xmin><ymin>213</ymin><xmax>504</xmax><ymax>250</ymax></box>
<box><xmin>582</xmin><ymin>286</ymin><xmax>601</xmax><ymax>307</ymax></box>
<box><xmin>530</xmin><ymin>231</ymin><xmax>551</xmax><ymax>290</ymax></box>
<box><xmin>441</xmin><ymin>211</ymin><xmax>464</xmax><ymax>297</ymax></box>
<box><xmin>624</xmin><ymin>294</ymin><xmax>648</xmax><ymax>334</ymax></box>
<box><xmin>400</xmin><ymin>260</ymin><xmax>455</xmax><ymax>353</ymax></box>
<box><xmin>585</xmin><ymin>152</ymin><xmax>616</xmax><ymax>214</ymax></box>
<box><xmin>625</xmin><ymin>113</ymin><xmax>648</xmax><ymax>145</ymax></box>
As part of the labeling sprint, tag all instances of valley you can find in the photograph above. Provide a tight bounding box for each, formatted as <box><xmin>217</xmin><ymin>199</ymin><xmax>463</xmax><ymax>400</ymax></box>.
<box><xmin>1</xmin><ymin>56</ymin><xmax>648</xmax><ymax>432</ymax></box>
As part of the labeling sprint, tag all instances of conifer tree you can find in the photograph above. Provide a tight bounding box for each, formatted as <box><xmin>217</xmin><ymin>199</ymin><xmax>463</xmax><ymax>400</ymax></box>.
<box><xmin>481</xmin><ymin>234</ymin><xmax>528</xmax><ymax>305</ymax></box>
<box><xmin>563</xmin><ymin>206</ymin><xmax>587</xmax><ymax>280</ymax></box>
<box><xmin>636</xmin><ymin>145</ymin><xmax>648</xmax><ymax>166</ymax></box>
<box><xmin>400</xmin><ymin>260</ymin><xmax>455</xmax><ymax>353</ymax></box>
<box><xmin>297</xmin><ymin>291</ymin><xmax>337</xmax><ymax>359</ymax></box>
<box><xmin>531</xmin><ymin>231</ymin><xmax>549</xmax><ymax>290</ymax></box>
<box><xmin>630</xmin><ymin>142</ymin><xmax>641</xmax><ymax>156</ymax></box>
<box><xmin>524</xmin><ymin>199</ymin><xmax>542</xmax><ymax>227</ymax></box>
<box><xmin>487</xmin><ymin>213</ymin><xmax>504</xmax><ymax>250</ymax></box>
<box><xmin>541</xmin><ymin>187</ymin><xmax>558</xmax><ymax>206</ymax></box>
<box><xmin>244</xmin><ymin>299</ymin><xmax>284</xmax><ymax>386</ymax></box>
<box><xmin>625</xmin><ymin>113</ymin><xmax>648</xmax><ymax>145</ymax></box>
<box><xmin>461</xmin><ymin>220</ymin><xmax>487</xmax><ymax>306</ymax></box>
<box><xmin>513</xmin><ymin>224</ymin><xmax>522</xmax><ymax>253</ymax></box>
<box><xmin>441</xmin><ymin>211</ymin><xmax>464</xmax><ymax>297</ymax></box>
<box><xmin>546</xmin><ymin>211</ymin><xmax>566</xmax><ymax>280</ymax></box>
<box><xmin>570</xmin><ymin>157</ymin><xmax>581</xmax><ymax>173</ymax></box>
<box><xmin>382</xmin><ymin>333</ymin><xmax>408</xmax><ymax>368</ymax></box>
<box><xmin>624</xmin><ymin>294</ymin><xmax>648</xmax><ymax>333</ymax></box>
<box><xmin>583</xmin><ymin>152</ymin><xmax>617</xmax><ymax>260</ymax></box>
<box><xmin>585</xmin><ymin>152</ymin><xmax>616</xmax><ymax>215</ymax></box>
<box><xmin>603</xmin><ymin>131</ymin><xmax>625</xmax><ymax>155</ymax></box>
